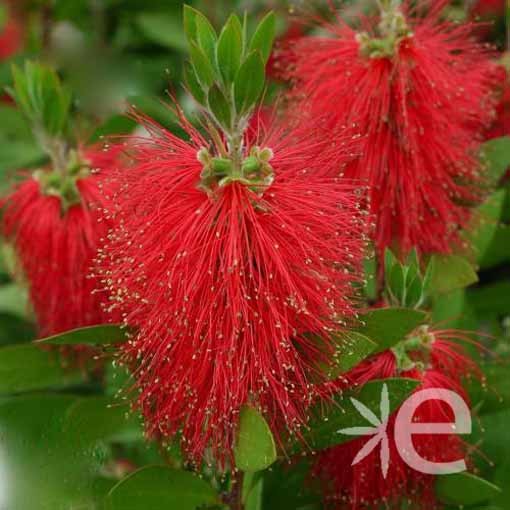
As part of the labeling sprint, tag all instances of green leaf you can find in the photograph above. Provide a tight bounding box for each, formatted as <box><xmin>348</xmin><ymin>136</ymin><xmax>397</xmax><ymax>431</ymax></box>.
<box><xmin>0</xmin><ymin>105</ymin><xmax>46</xmax><ymax>176</ymax></box>
<box><xmin>105</xmin><ymin>466</ymin><xmax>219</xmax><ymax>510</ymax></box>
<box><xmin>0</xmin><ymin>283</ymin><xmax>30</xmax><ymax>319</ymax></box>
<box><xmin>234</xmin><ymin>405</ymin><xmax>277</xmax><ymax>472</ymax></box>
<box><xmin>183</xmin><ymin>5</ymin><xmax>217</xmax><ymax>56</ymax></box>
<box><xmin>216</xmin><ymin>14</ymin><xmax>243</xmax><ymax>84</ymax></box>
<box><xmin>243</xmin><ymin>472</ymin><xmax>264</xmax><ymax>510</ymax></box>
<box><xmin>468</xmin><ymin>361</ymin><xmax>510</xmax><ymax>414</ymax></box>
<box><xmin>10</xmin><ymin>61</ymin><xmax>72</xmax><ymax>138</ymax></box>
<box><xmin>436</xmin><ymin>472</ymin><xmax>502</xmax><ymax>506</ymax></box>
<box><xmin>183</xmin><ymin>5</ymin><xmax>198</xmax><ymax>42</ymax></box>
<box><xmin>208</xmin><ymin>84</ymin><xmax>232</xmax><ymax>129</ymax></box>
<box><xmin>429</xmin><ymin>254</ymin><xmax>479</xmax><ymax>294</ymax></box>
<box><xmin>0</xmin><ymin>395</ymin><xmax>104</xmax><ymax>509</ymax></box>
<box><xmin>89</xmin><ymin>114</ymin><xmax>137</xmax><ymax>144</ymax></box>
<box><xmin>63</xmin><ymin>396</ymin><xmax>142</xmax><ymax>447</ymax></box>
<box><xmin>356</xmin><ymin>308</ymin><xmax>427</xmax><ymax>352</ymax></box>
<box><xmin>261</xmin><ymin>458</ymin><xmax>321</xmax><ymax>510</ymax></box>
<box><xmin>324</xmin><ymin>331</ymin><xmax>377</xmax><ymax>379</ymax></box>
<box><xmin>468</xmin><ymin>280</ymin><xmax>510</xmax><ymax>316</ymax></box>
<box><xmin>136</xmin><ymin>12</ymin><xmax>187</xmax><ymax>51</ymax></box>
<box><xmin>36</xmin><ymin>324</ymin><xmax>128</xmax><ymax>346</ymax></box>
<box><xmin>290</xmin><ymin>378</ymin><xmax>419</xmax><ymax>453</ymax></box>
<box><xmin>184</xmin><ymin>62</ymin><xmax>206</xmax><ymax>104</ymax></box>
<box><xmin>471</xmin><ymin>190</ymin><xmax>507</xmax><ymax>264</ymax></box>
<box><xmin>248</xmin><ymin>12</ymin><xmax>276</xmax><ymax>64</ymax></box>
<box><xmin>481</xmin><ymin>136</ymin><xmax>510</xmax><ymax>184</ymax></box>
<box><xmin>189</xmin><ymin>42</ymin><xmax>215</xmax><ymax>88</ymax></box>
<box><xmin>0</xmin><ymin>4</ymin><xmax>6</xmax><ymax>31</ymax></box>
<box><xmin>0</xmin><ymin>344</ymin><xmax>85</xmax><ymax>394</ymax></box>
<box><xmin>196</xmin><ymin>14</ymin><xmax>218</xmax><ymax>65</ymax></box>
<box><xmin>234</xmin><ymin>50</ymin><xmax>265</xmax><ymax>115</ymax></box>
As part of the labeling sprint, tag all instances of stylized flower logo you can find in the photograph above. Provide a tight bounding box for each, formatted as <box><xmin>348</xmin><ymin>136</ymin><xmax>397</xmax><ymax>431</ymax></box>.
<box><xmin>337</xmin><ymin>383</ymin><xmax>391</xmax><ymax>478</ymax></box>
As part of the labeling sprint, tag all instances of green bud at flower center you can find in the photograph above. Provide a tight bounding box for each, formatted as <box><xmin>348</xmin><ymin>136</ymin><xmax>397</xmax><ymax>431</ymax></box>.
<box><xmin>197</xmin><ymin>145</ymin><xmax>274</xmax><ymax>195</ymax></box>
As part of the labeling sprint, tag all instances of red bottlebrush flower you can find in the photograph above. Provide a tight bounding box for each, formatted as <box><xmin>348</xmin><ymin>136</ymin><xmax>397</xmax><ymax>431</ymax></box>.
<box><xmin>486</xmin><ymin>65</ymin><xmax>509</xmax><ymax>139</ymax></box>
<box><xmin>0</xmin><ymin>12</ymin><xmax>22</xmax><ymax>60</ymax></box>
<box><xmin>314</xmin><ymin>327</ymin><xmax>479</xmax><ymax>509</ymax></box>
<box><xmin>96</xmin><ymin>113</ymin><xmax>368</xmax><ymax>466</ymax></box>
<box><xmin>283</xmin><ymin>1</ymin><xmax>497</xmax><ymax>257</ymax></box>
<box><xmin>1</xmin><ymin>147</ymin><xmax>118</xmax><ymax>337</ymax></box>
<box><xmin>267</xmin><ymin>21</ymin><xmax>304</xmax><ymax>80</ymax></box>
<box><xmin>470</xmin><ymin>0</ymin><xmax>505</xmax><ymax>21</ymax></box>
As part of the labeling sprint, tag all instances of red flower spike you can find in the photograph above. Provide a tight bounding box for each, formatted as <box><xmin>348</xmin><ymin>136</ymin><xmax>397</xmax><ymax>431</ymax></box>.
<box><xmin>0</xmin><ymin>13</ymin><xmax>22</xmax><ymax>60</ymax></box>
<box><xmin>2</xmin><ymin>147</ymin><xmax>119</xmax><ymax>338</ymax></box>
<box><xmin>282</xmin><ymin>1</ymin><xmax>498</xmax><ymax>257</ymax></box>
<box><xmin>486</xmin><ymin>64</ymin><xmax>509</xmax><ymax>139</ymax></box>
<box><xmin>96</xmin><ymin>114</ymin><xmax>368</xmax><ymax>467</ymax></box>
<box><xmin>314</xmin><ymin>327</ymin><xmax>480</xmax><ymax>509</ymax></box>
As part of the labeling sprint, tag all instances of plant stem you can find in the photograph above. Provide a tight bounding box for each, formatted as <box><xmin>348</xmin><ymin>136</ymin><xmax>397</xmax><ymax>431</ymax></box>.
<box><xmin>229</xmin><ymin>470</ymin><xmax>244</xmax><ymax>510</ymax></box>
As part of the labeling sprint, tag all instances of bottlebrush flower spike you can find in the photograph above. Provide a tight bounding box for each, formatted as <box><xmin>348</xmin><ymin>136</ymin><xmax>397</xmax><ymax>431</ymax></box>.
<box><xmin>314</xmin><ymin>325</ymin><xmax>480</xmax><ymax>509</ymax></box>
<box><xmin>0</xmin><ymin>8</ymin><xmax>22</xmax><ymax>60</ymax></box>
<box><xmin>96</xmin><ymin>109</ymin><xmax>368</xmax><ymax>466</ymax></box>
<box><xmin>283</xmin><ymin>0</ymin><xmax>498</xmax><ymax>258</ymax></box>
<box><xmin>1</xmin><ymin>147</ymin><xmax>119</xmax><ymax>337</ymax></box>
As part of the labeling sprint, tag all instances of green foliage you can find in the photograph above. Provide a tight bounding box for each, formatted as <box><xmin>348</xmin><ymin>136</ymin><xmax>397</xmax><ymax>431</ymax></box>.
<box><xmin>481</xmin><ymin>136</ymin><xmax>510</xmax><ymax>184</ymax></box>
<box><xmin>234</xmin><ymin>406</ymin><xmax>277</xmax><ymax>472</ymax></box>
<box><xmin>105</xmin><ymin>466</ymin><xmax>219</xmax><ymax>510</ymax></box>
<box><xmin>288</xmin><ymin>378</ymin><xmax>420</xmax><ymax>454</ymax></box>
<box><xmin>429</xmin><ymin>254</ymin><xmax>479</xmax><ymax>294</ymax></box>
<box><xmin>183</xmin><ymin>5</ymin><xmax>275</xmax><ymax>131</ymax></box>
<box><xmin>384</xmin><ymin>249</ymin><xmax>434</xmax><ymax>308</ymax></box>
<box><xmin>436</xmin><ymin>472</ymin><xmax>502</xmax><ymax>506</ymax></box>
<box><xmin>0</xmin><ymin>344</ymin><xmax>85</xmax><ymax>394</ymax></box>
<box><xmin>10</xmin><ymin>61</ymin><xmax>72</xmax><ymax>139</ymax></box>
<box><xmin>36</xmin><ymin>324</ymin><xmax>128</xmax><ymax>346</ymax></box>
<box><xmin>356</xmin><ymin>307</ymin><xmax>427</xmax><ymax>352</ymax></box>
<box><xmin>325</xmin><ymin>331</ymin><xmax>377</xmax><ymax>379</ymax></box>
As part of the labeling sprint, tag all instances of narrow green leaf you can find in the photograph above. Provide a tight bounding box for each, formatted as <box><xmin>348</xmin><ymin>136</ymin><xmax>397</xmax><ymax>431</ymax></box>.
<box><xmin>10</xmin><ymin>61</ymin><xmax>71</xmax><ymax>138</ymax></box>
<box><xmin>136</xmin><ymin>12</ymin><xmax>187</xmax><ymax>51</ymax></box>
<box><xmin>234</xmin><ymin>406</ymin><xmax>277</xmax><ymax>472</ymax></box>
<box><xmin>356</xmin><ymin>308</ymin><xmax>427</xmax><ymax>352</ymax></box>
<box><xmin>189</xmin><ymin>42</ymin><xmax>215</xmax><ymax>88</ymax></box>
<box><xmin>234</xmin><ymin>51</ymin><xmax>265</xmax><ymax>115</ymax></box>
<box><xmin>36</xmin><ymin>324</ymin><xmax>128</xmax><ymax>346</ymax></box>
<box><xmin>0</xmin><ymin>395</ymin><xmax>103</xmax><ymax>508</ymax></box>
<box><xmin>208</xmin><ymin>84</ymin><xmax>232</xmax><ymax>129</ymax></box>
<box><xmin>106</xmin><ymin>466</ymin><xmax>219</xmax><ymax>510</ymax></box>
<box><xmin>0</xmin><ymin>283</ymin><xmax>30</xmax><ymax>319</ymax></box>
<box><xmin>0</xmin><ymin>4</ymin><xmax>6</xmax><ymax>31</ymax></box>
<box><xmin>289</xmin><ymin>378</ymin><xmax>419</xmax><ymax>453</ymax></box>
<box><xmin>183</xmin><ymin>62</ymin><xmax>206</xmax><ymax>104</ymax></box>
<box><xmin>480</xmin><ymin>136</ymin><xmax>510</xmax><ymax>184</ymax></box>
<box><xmin>89</xmin><ymin>115</ymin><xmax>137</xmax><ymax>143</ymax></box>
<box><xmin>183</xmin><ymin>5</ymin><xmax>199</xmax><ymax>43</ymax></box>
<box><xmin>63</xmin><ymin>396</ymin><xmax>142</xmax><ymax>447</ymax></box>
<box><xmin>436</xmin><ymin>472</ymin><xmax>502</xmax><ymax>506</ymax></box>
<box><xmin>0</xmin><ymin>344</ymin><xmax>85</xmax><ymax>394</ymax></box>
<box><xmin>243</xmin><ymin>472</ymin><xmax>264</xmax><ymax>510</ymax></box>
<box><xmin>429</xmin><ymin>254</ymin><xmax>478</xmax><ymax>294</ymax></box>
<box><xmin>248</xmin><ymin>12</ymin><xmax>276</xmax><ymax>64</ymax></box>
<box><xmin>216</xmin><ymin>14</ymin><xmax>242</xmax><ymax>84</ymax></box>
<box><xmin>324</xmin><ymin>331</ymin><xmax>377</xmax><ymax>379</ymax></box>
<box><xmin>470</xmin><ymin>190</ymin><xmax>506</xmax><ymax>263</ymax></box>
<box><xmin>196</xmin><ymin>15</ymin><xmax>218</xmax><ymax>64</ymax></box>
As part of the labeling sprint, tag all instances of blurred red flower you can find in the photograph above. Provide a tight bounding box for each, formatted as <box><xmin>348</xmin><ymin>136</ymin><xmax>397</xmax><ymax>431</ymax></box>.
<box><xmin>2</xmin><ymin>147</ymin><xmax>119</xmax><ymax>337</ymax></box>
<box><xmin>282</xmin><ymin>1</ymin><xmax>498</xmax><ymax>258</ymax></box>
